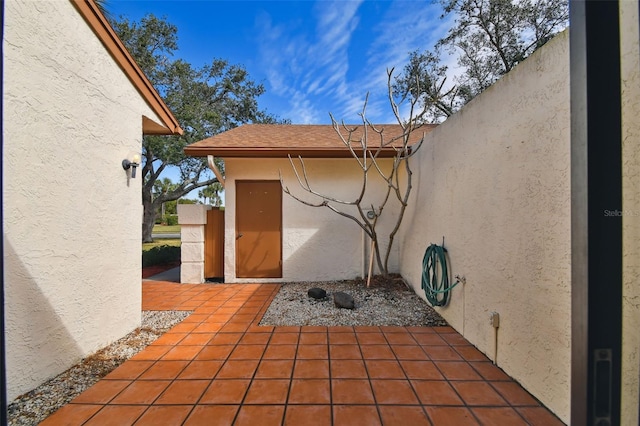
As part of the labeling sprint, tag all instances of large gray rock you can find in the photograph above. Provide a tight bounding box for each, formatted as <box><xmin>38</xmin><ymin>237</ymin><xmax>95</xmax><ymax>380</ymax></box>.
<box><xmin>333</xmin><ymin>291</ymin><xmax>355</xmax><ymax>309</ymax></box>
<box><xmin>308</xmin><ymin>287</ymin><xmax>327</xmax><ymax>299</ymax></box>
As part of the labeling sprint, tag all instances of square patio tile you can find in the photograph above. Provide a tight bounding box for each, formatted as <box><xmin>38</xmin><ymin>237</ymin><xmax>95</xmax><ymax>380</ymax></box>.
<box><xmin>392</xmin><ymin>345</ymin><xmax>429</xmax><ymax>360</ymax></box>
<box><xmin>154</xmin><ymin>379</ymin><xmax>209</xmax><ymax>404</ymax></box>
<box><xmin>216</xmin><ymin>360</ymin><xmax>259</xmax><ymax>379</ymax></box>
<box><xmin>383</xmin><ymin>332</ymin><xmax>417</xmax><ymax>345</ymax></box>
<box><xmin>332</xmin><ymin>405</ymin><xmax>381</xmax><ymax>426</ymax></box>
<box><xmin>296</xmin><ymin>344</ymin><xmax>329</xmax><ymax>359</ymax></box>
<box><xmin>470</xmin><ymin>361</ymin><xmax>511</xmax><ymax>380</ymax></box>
<box><xmin>183</xmin><ymin>405</ymin><xmax>240</xmax><ymax>426</ymax></box>
<box><xmin>39</xmin><ymin>404</ymin><xmax>102</xmax><ymax>426</ymax></box>
<box><xmin>412</xmin><ymin>333</ymin><xmax>448</xmax><ymax>346</ymax></box>
<box><xmin>283</xmin><ymin>405</ymin><xmax>332</xmax><ymax>426</ymax></box>
<box><xmin>471</xmin><ymin>407</ymin><xmax>528</xmax><ymax>425</ymax></box>
<box><xmin>331</xmin><ymin>379</ymin><xmax>375</xmax><ymax>404</ymax></box>
<box><xmin>195</xmin><ymin>345</ymin><xmax>235</xmax><ymax>360</ymax></box>
<box><xmin>263</xmin><ymin>344</ymin><xmax>297</xmax><ymax>359</ymax></box>
<box><xmin>293</xmin><ymin>359</ymin><xmax>330</xmax><ymax>379</ymax></box>
<box><xmin>255</xmin><ymin>359</ymin><xmax>295</xmax><ymax>379</ymax></box>
<box><xmin>330</xmin><ymin>359</ymin><xmax>368</xmax><ymax>379</ymax></box>
<box><xmin>234</xmin><ymin>405</ymin><xmax>285</xmax><ymax>426</ymax></box>
<box><xmin>244</xmin><ymin>379</ymin><xmax>290</xmax><ymax>404</ymax></box>
<box><xmin>299</xmin><ymin>332</ymin><xmax>328</xmax><ymax>345</ymax></box>
<box><xmin>130</xmin><ymin>345</ymin><xmax>172</xmax><ymax>361</ymax></box>
<box><xmin>199</xmin><ymin>379</ymin><xmax>250</xmax><ymax>404</ymax></box>
<box><xmin>268</xmin><ymin>332</ymin><xmax>299</xmax><ymax>345</ymax></box>
<box><xmin>208</xmin><ymin>332</ymin><xmax>243</xmax><ymax>345</ymax></box>
<box><xmin>139</xmin><ymin>360</ymin><xmax>189</xmax><ymax>380</ymax></box>
<box><xmin>360</xmin><ymin>345</ymin><xmax>395</xmax><ymax>360</ymax></box>
<box><xmin>83</xmin><ymin>405</ymin><xmax>147</xmax><ymax>426</ymax></box>
<box><xmin>177</xmin><ymin>360</ymin><xmax>223</xmax><ymax>379</ymax></box>
<box><xmin>356</xmin><ymin>333</ymin><xmax>387</xmax><ymax>345</ymax></box>
<box><xmin>161</xmin><ymin>345</ymin><xmax>204</xmax><ymax>361</ymax></box>
<box><xmin>239</xmin><ymin>333</ymin><xmax>272</xmax><ymax>345</ymax></box>
<box><xmin>411</xmin><ymin>380</ymin><xmax>464</xmax><ymax>405</ymax></box>
<box><xmin>133</xmin><ymin>405</ymin><xmax>192</xmax><ymax>425</ymax></box>
<box><xmin>434</xmin><ymin>361</ymin><xmax>483</xmax><ymax>381</ymax></box>
<box><xmin>110</xmin><ymin>380</ymin><xmax>171</xmax><ymax>404</ymax></box>
<box><xmin>365</xmin><ymin>360</ymin><xmax>406</xmax><ymax>379</ymax></box>
<box><xmin>425</xmin><ymin>406</ymin><xmax>479</xmax><ymax>425</ymax></box>
<box><xmin>516</xmin><ymin>407</ymin><xmax>566</xmax><ymax>426</ymax></box>
<box><xmin>378</xmin><ymin>406</ymin><xmax>431</xmax><ymax>426</ymax></box>
<box><xmin>228</xmin><ymin>344</ymin><xmax>267</xmax><ymax>360</ymax></box>
<box><xmin>454</xmin><ymin>345</ymin><xmax>491</xmax><ymax>361</ymax></box>
<box><xmin>103</xmin><ymin>360</ymin><xmax>153</xmax><ymax>380</ymax></box>
<box><xmin>71</xmin><ymin>380</ymin><xmax>131</xmax><ymax>404</ymax></box>
<box><xmin>328</xmin><ymin>332</ymin><xmax>358</xmax><ymax>345</ymax></box>
<box><xmin>288</xmin><ymin>379</ymin><xmax>331</xmax><ymax>404</ymax></box>
<box><xmin>451</xmin><ymin>381</ymin><xmax>508</xmax><ymax>406</ymax></box>
<box><xmin>329</xmin><ymin>344</ymin><xmax>362</xmax><ymax>359</ymax></box>
<box><xmin>422</xmin><ymin>345</ymin><xmax>463</xmax><ymax>361</ymax></box>
<box><xmin>180</xmin><ymin>333</ymin><xmax>215</xmax><ymax>345</ymax></box>
<box><xmin>370</xmin><ymin>379</ymin><xmax>419</xmax><ymax>404</ymax></box>
<box><xmin>491</xmin><ymin>381</ymin><xmax>540</xmax><ymax>406</ymax></box>
<box><xmin>400</xmin><ymin>360</ymin><xmax>444</xmax><ymax>380</ymax></box>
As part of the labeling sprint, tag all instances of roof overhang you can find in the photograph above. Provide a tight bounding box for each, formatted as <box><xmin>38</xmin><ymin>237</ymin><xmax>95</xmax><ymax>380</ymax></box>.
<box><xmin>70</xmin><ymin>0</ymin><xmax>183</xmax><ymax>136</ymax></box>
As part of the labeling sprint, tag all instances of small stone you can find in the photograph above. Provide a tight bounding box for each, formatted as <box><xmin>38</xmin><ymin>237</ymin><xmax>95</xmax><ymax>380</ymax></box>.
<box><xmin>308</xmin><ymin>287</ymin><xmax>327</xmax><ymax>299</ymax></box>
<box><xmin>333</xmin><ymin>291</ymin><xmax>355</xmax><ymax>309</ymax></box>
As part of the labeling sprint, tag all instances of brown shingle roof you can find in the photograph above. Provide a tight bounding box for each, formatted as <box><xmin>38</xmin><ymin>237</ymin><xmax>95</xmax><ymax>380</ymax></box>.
<box><xmin>184</xmin><ymin>123</ymin><xmax>436</xmax><ymax>158</ymax></box>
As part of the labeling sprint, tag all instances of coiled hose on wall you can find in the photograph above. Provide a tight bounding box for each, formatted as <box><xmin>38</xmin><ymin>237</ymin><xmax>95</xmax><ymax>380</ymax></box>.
<box><xmin>421</xmin><ymin>244</ymin><xmax>458</xmax><ymax>307</ymax></box>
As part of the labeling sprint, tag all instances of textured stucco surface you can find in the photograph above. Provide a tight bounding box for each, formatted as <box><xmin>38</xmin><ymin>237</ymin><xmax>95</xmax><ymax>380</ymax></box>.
<box><xmin>224</xmin><ymin>158</ymin><xmax>403</xmax><ymax>283</ymax></box>
<box><xmin>178</xmin><ymin>205</ymin><xmax>209</xmax><ymax>283</ymax></box>
<box><xmin>620</xmin><ymin>2</ymin><xmax>640</xmax><ymax>424</ymax></box>
<box><xmin>398</xmin><ymin>32</ymin><xmax>571</xmax><ymax>421</ymax></box>
<box><xmin>3</xmin><ymin>1</ymin><xmax>164</xmax><ymax>401</ymax></box>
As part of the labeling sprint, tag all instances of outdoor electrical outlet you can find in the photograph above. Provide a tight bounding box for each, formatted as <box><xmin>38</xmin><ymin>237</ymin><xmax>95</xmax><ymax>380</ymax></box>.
<box><xmin>490</xmin><ymin>312</ymin><xmax>500</xmax><ymax>328</ymax></box>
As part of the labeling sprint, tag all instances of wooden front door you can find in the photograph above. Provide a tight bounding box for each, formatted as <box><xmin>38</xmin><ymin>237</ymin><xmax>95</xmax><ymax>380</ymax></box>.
<box><xmin>235</xmin><ymin>181</ymin><xmax>282</xmax><ymax>278</ymax></box>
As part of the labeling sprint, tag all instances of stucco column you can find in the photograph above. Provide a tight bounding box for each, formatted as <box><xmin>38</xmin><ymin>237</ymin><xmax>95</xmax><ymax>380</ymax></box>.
<box><xmin>178</xmin><ymin>204</ymin><xmax>211</xmax><ymax>283</ymax></box>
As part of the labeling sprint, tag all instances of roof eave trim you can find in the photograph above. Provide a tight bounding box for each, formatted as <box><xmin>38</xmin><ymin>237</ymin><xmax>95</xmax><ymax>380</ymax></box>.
<box><xmin>70</xmin><ymin>0</ymin><xmax>183</xmax><ymax>136</ymax></box>
<box><xmin>183</xmin><ymin>147</ymin><xmax>403</xmax><ymax>159</ymax></box>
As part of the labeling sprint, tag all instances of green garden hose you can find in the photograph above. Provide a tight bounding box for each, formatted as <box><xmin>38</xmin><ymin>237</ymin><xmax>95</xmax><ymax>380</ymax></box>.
<box><xmin>421</xmin><ymin>244</ymin><xmax>458</xmax><ymax>307</ymax></box>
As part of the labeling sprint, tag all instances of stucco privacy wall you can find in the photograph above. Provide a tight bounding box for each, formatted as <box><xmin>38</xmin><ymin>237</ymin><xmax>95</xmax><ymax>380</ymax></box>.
<box><xmin>398</xmin><ymin>32</ymin><xmax>571</xmax><ymax>421</ymax></box>
<box><xmin>3</xmin><ymin>1</ymin><xmax>164</xmax><ymax>401</ymax></box>
<box><xmin>620</xmin><ymin>1</ymin><xmax>640</xmax><ymax>423</ymax></box>
<box><xmin>224</xmin><ymin>158</ymin><xmax>403</xmax><ymax>283</ymax></box>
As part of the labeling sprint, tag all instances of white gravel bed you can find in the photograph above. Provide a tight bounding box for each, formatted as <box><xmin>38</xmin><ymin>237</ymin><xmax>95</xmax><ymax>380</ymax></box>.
<box><xmin>259</xmin><ymin>278</ymin><xmax>448</xmax><ymax>327</ymax></box>
<box><xmin>7</xmin><ymin>310</ymin><xmax>191</xmax><ymax>426</ymax></box>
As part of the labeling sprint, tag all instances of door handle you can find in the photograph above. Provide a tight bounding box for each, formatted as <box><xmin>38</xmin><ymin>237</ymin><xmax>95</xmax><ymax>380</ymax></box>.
<box><xmin>236</xmin><ymin>233</ymin><xmax>244</xmax><ymax>240</ymax></box>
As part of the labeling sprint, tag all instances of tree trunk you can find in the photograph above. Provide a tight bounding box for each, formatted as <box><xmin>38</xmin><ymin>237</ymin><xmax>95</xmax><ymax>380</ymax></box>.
<box><xmin>142</xmin><ymin>192</ymin><xmax>156</xmax><ymax>243</ymax></box>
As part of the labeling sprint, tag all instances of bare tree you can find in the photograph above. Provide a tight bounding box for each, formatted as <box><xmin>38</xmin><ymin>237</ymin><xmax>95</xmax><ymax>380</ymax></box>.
<box><xmin>280</xmin><ymin>69</ymin><xmax>429</xmax><ymax>278</ymax></box>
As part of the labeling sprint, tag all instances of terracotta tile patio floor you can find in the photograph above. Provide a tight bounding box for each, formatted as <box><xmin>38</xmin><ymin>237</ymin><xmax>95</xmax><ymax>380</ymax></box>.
<box><xmin>40</xmin><ymin>281</ymin><xmax>565</xmax><ymax>425</ymax></box>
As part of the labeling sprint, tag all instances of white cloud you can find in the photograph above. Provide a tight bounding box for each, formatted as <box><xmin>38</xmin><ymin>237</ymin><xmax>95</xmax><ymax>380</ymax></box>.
<box><xmin>256</xmin><ymin>0</ymin><xmax>451</xmax><ymax>124</ymax></box>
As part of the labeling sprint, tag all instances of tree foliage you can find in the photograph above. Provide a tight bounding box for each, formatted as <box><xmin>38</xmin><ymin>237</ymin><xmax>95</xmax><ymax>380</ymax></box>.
<box><xmin>112</xmin><ymin>14</ymin><xmax>285</xmax><ymax>241</ymax></box>
<box><xmin>394</xmin><ymin>0</ymin><xmax>568</xmax><ymax>121</ymax></box>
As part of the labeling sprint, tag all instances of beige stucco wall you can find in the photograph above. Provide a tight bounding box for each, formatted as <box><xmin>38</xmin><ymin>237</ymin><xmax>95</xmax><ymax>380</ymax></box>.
<box><xmin>3</xmin><ymin>0</ymin><xmax>164</xmax><ymax>401</ymax></box>
<box><xmin>398</xmin><ymin>32</ymin><xmax>571</xmax><ymax>421</ymax></box>
<box><xmin>620</xmin><ymin>1</ymin><xmax>640</xmax><ymax>424</ymax></box>
<box><xmin>224</xmin><ymin>157</ymin><xmax>403</xmax><ymax>283</ymax></box>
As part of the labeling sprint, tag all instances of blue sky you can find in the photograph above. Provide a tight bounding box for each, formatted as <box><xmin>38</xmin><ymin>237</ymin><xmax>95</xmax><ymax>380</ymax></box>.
<box><xmin>109</xmin><ymin>0</ymin><xmax>452</xmax><ymax>125</ymax></box>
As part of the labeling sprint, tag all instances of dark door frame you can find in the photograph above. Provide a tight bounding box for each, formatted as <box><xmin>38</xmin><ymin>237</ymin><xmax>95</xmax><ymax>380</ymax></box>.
<box><xmin>570</xmin><ymin>1</ymin><xmax>624</xmax><ymax>424</ymax></box>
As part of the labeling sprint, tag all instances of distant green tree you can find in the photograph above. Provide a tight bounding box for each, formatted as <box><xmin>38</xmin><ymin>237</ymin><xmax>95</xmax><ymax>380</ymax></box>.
<box><xmin>394</xmin><ymin>0</ymin><xmax>568</xmax><ymax>121</ymax></box>
<box><xmin>112</xmin><ymin>14</ymin><xmax>286</xmax><ymax>242</ymax></box>
<box><xmin>198</xmin><ymin>183</ymin><xmax>223</xmax><ymax>206</ymax></box>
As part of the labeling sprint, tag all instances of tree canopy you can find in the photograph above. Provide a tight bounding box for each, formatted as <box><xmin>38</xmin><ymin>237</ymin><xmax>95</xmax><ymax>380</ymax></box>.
<box><xmin>111</xmin><ymin>14</ymin><xmax>286</xmax><ymax>241</ymax></box>
<box><xmin>394</xmin><ymin>0</ymin><xmax>568</xmax><ymax>122</ymax></box>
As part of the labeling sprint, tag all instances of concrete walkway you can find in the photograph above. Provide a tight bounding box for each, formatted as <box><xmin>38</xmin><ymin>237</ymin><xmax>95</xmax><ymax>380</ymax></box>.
<box><xmin>40</xmin><ymin>281</ymin><xmax>564</xmax><ymax>425</ymax></box>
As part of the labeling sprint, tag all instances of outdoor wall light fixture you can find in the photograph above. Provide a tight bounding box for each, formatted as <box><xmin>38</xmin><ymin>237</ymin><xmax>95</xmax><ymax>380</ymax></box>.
<box><xmin>122</xmin><ymin>152</ymin><xmax>141</xmax><ymax>178</ymax></box>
